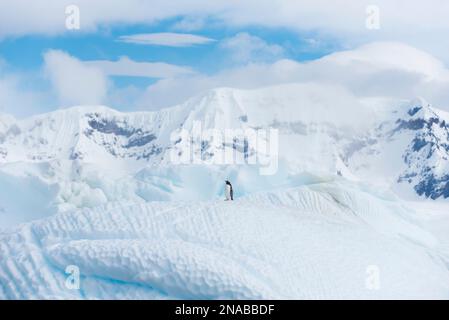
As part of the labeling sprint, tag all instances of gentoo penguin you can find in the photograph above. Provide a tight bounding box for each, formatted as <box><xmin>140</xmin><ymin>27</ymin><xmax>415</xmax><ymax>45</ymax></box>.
<box><xmin>225</xmin><ymin>180</ymin><xmax>234</xmax><ymax>201</ymax></box>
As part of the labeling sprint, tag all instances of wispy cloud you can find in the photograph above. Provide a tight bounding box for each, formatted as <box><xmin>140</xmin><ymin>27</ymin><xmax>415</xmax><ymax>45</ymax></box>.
<box><xmin>44</xmin><ymin>50</ymin><xmax>108</xmax><ymax>106</ymax></box>
<box><xmin>42</xmin><ymin>51</ymin><xmax>196</xmax><ymax>110</ymax></box>
<box><xmin>0</xmin><ymin>65</ymin><xmax>50</xmax><ymax>117</ymax></box>
<box><xmin>171</xmin><ymin>17</ymin><xmax>206</xmax><ymax>32</ymax></box>
<box><xmin>136</xmin><ymin>42</ymin><xmax>449</xmax><ymax>112</ymax></box>
<box><xmin>117</xmin><ymin>33</ymin><xmax>215</xmax><ymax>47</ymax></box>
<box><xmin>85</xmin><ymin>56</ymin><xmax>195</xmax><ymax>78</ymax></box>
<box><xmin>220</xmin><ymin>33</ymin><xmax>284</xmax><ymax>63</ymax></box>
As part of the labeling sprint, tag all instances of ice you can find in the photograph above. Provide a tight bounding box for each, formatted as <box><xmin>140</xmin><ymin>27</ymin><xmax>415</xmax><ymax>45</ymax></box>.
<box><xmin>0</xmin><ymin>168</ymin><xmax>58</xmax><ymax>228</ymax></box>
<box><xmin>1</xmin><ymin>181</ymin><xmax>448</xmax><ymax>299</ymax></box>
<box><xmin>1</xmin><ymin>85</ymin><xmax>449</xmax><ymax>299</ymax></box>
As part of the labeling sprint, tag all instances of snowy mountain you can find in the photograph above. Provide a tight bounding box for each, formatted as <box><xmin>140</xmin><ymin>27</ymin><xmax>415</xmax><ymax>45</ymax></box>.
<box><xmin>348</xmin><ymin>98</ymin><xmax>449</xmax><ymax>200</ymax></box>
<box><xmin>0</xmin><ymin>113</ymin><xmax>15</xmax><ymax>154</ymax></box>
<box><xmin>0</xmin><ymin>85</ymin><xmax>448</xmax><ymax>213</ymax></box>
<box><xmin>396</xmin><ymin>103</ymin><xmax>449</xmax><ymax>199</ymax></box>
<box><xmin>0</xmin><ymin>105</ymin><xmax>180</xmax><ymax>164</ymax></box>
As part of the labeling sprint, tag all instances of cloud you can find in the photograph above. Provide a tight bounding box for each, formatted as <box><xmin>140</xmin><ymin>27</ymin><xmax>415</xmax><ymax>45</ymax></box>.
<box><xmin>117</xmin><ymin>33</ymin><xmax>215</xmax><ymax>47</ymax></box>
<box><xmin>42</xmin><ymin>53</ymin><xmax>196</xmax><ymax>111</ymax></box>
<box><xmin>1</xmin><ymin>1</ymin><xmax>449</xmax><ymax>62</ymax></box>
<box><xmin>1</xmin><ymin>1</ymin><xmax>448</xmax><ymax>39</ymax></box>
<box><xmin>6</xmin><ymin>41</ymin><xmax>449</xmax><ymax>118</ymax></box>
<box><xmin>135</xmin><ymin>42</ymin><xmax>449</xmax><ymax>111</ymax></box>
<box><xmin>134</xmin><ymin>60</ymin><xmax>303</xmax><ymax>109</ymax></box>
<box><xmin>171</xmin><ymin>17</ymin><xmax>206</xmax><ymax>32</ymax></box>
<box><xmin>2</xmin><ymin>51</ymin><xmax>196</xmax><ymax>116</ymax></box>
<box><xmin>0</xmin><ymin>61</ymin><xmax>51</xmax><ymax>117</ymax></box>
<box><xmin>320</xmin><ymin>42</ymin><xmax>448</xmax><ymax>80</ymax></box>
<box><xmin>85</xmin><ymin>56</ymin><xmax>195</xmax><ymax>78</ymax></box>
<box><xmin>0</xmin><ymin>73</ymin><xmax>49</xmax><ymax>117</ymax></box>
<box><xmin>2</xmin><ymin>0</ymin><xmax>449</xmax><ymax>88</ymax></box>
<box><xmin>300</xmin><ymin>42</ymin><xmax>449</xmax><ymax>105</ymax></box>
<box><xmin>220</xmin><ymin>32</ymin><xmax>284</xmax><ymax>63</ymax></box>
<box><xmin>43</xmin><ymin>50</ymin><xmax>108</xmax><ymax>106</ymax></box>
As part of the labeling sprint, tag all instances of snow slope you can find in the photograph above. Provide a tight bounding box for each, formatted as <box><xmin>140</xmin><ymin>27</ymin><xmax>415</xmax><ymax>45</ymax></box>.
<box><xmin>1</xmin><ymin>180</ymin><xmax>448</xmax><ymax>299</ymax></box>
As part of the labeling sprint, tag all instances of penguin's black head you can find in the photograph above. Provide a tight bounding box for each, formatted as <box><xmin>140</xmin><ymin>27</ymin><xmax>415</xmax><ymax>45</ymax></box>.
<box><xmin>225</xmin><ymin>180</ymin><xmax>231</xmax><ymax>185</ymax></box>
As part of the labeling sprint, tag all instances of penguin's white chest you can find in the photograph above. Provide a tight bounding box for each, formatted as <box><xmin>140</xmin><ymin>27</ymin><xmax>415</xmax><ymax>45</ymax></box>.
<box><xmin>225</xmin><ymin>184</ymin><xmax>232</xmax><ymax>200</ymax></box>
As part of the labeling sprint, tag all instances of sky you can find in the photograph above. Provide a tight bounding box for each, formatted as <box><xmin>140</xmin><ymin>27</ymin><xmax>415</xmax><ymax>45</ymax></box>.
<box><xmin>1</xmin><ymin>0</ymin><xmax>449</xmax><ymax>117</ymax></box>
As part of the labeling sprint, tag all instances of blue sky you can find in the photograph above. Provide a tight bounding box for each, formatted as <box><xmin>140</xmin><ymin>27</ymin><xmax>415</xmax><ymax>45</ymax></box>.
<box><xmin>1</xmin><ymin>1</ymin><xmax>449</xmax><ymax>117</ymax></box>
<box><xmin>0</xmin><ymin>21</ymin><xmax>341</xmax><ymax>116</ymax></box>
<box><xmin>0</xmin><ymin>21</ymin><xmax>337</xmax><ymax>82</ymax></box>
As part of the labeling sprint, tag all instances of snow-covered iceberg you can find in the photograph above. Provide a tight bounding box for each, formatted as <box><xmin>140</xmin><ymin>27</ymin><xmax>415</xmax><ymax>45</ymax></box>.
<box><xmin>1</xmin><ymin>181</ymin><xmax>448</xmax><ymax>299</ymax></box>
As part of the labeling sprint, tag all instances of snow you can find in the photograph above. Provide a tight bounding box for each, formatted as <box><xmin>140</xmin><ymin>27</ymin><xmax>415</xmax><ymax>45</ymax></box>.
<box><xmin>1</xmin><ymin>84</ymin><xmax>449</xmax><ymax>299</ymax></box>
<box><xmin>1</xmin><ymin>180</ymin><xmax>448</xmax><ymax>299</ymax></box>
<box><xmin>0</xmin><ymin>86</ymin><xmax>447</xmax><ymax>204</ymax></box>
<box><xmin>0</xmin><ymin>113</ymin><xmax>15</xmax><ymax>134</ymax></box>
<box><xmin>0</xmin><ymin>165</ymin><xmax>58</xmax><ymax>228</ymax></box>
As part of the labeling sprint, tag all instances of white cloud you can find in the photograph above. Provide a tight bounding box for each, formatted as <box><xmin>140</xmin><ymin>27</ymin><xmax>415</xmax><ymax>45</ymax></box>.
<box><xmin>1</xmin><ymin>0</ymin><xmax>447</xmax><ymax>39</ymax></box>
<box><xmin>1</xmin><ymin>1</ymin><xmax>449</xmax><ymax>62</ymax></box>
<box><xmin>135</xmin><ymin>42</ymin><xmax>449</xmax><ymax>111</ymax></box>
<box><xmin>117</xmin><ymin>33</ymin><xmax>215</xmax><ymax>47</ymax></box>
<box><xmin>0</xmin><ymin>61</ymin><xmax>51</xmax><ymax>117</ymax></box>
<box><xmin>43</xmin><ymin>53</ymin><xmax>196</xmax><ymax>111</ymax></box>
<box><xmin>0</xmin><ymin>73</ymin><xmax>49</xmax><ymax>117</ymax></box>
<box><xmin>43</xmin><ymin>50</ymin><xmax>108</xmax><ymax>106</ymax></box>
<box><xmin>320</xmin><ymin>42</ymin><xmax>448</xmax><ymax>81</ymax></box>
<box><xmin>220</xmin><ymin>32</ymin><xmax>284</xmax><ymax>63</ymax></box>
<box><xmin>6</xmin><ymin>41</ymin><xmax>449</xmax><ymax>118</ymax></box>
<box><xmin>171</xmin><ymin>17</ymin><xmax>206</xmax><ymax>32</ymax></box>
<box><xmin>2</xmin><ymin>51</ymin><xmax>197</xmax><ymax>116</ymax></box>
<box><xmin>134</xmin><ymin>60</ymin><xmax>304</xmax><ymax>109</ymax></box>
<box><xmin>85</xmin><ymin>56</ymin><xmax>194</xmax><ymax>78</ymax></box>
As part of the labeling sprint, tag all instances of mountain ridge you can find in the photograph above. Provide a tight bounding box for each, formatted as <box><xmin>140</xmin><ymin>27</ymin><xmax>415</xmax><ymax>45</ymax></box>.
<box><xmin>0</xmin><ymin>85</ymin><xmax>448</xmax><ymax>219</ymax></box>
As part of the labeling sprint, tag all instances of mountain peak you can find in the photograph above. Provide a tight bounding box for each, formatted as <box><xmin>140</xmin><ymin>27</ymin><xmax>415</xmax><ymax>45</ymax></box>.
<box><xmin>44</xmin><ymin>105</ymin><xmax>122</xmax><ymax>118</ymax></box>
<box><xmin>1</xmin><ymin>87</ymin><xmax>449</xmax><ymax>199</ymax></box>
<box><xmin>387</xmin><ymin>99</ymin><xmax>449</xmax><ymax>199</ymax></box>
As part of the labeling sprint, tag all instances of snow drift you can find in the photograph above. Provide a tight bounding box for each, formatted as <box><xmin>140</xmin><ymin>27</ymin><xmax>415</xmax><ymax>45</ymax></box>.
<box><xmin>1</xmin><ymin>180</ymin><xmax>448</xmax><ymax>299</ymax></box>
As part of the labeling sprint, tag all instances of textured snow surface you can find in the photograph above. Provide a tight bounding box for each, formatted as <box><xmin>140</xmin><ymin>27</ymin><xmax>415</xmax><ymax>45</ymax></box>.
<box><xmin>1</xmin><ymin>181</ymin><xmax>448</xmax><ymax>299</ymax></box>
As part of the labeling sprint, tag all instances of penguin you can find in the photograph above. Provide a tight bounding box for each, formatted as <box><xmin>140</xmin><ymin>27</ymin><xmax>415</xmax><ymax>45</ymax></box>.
<box><xmin>225</xmin><ymin>180</ymin><xmax>234</xmax><ymax>201</ymax></box>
